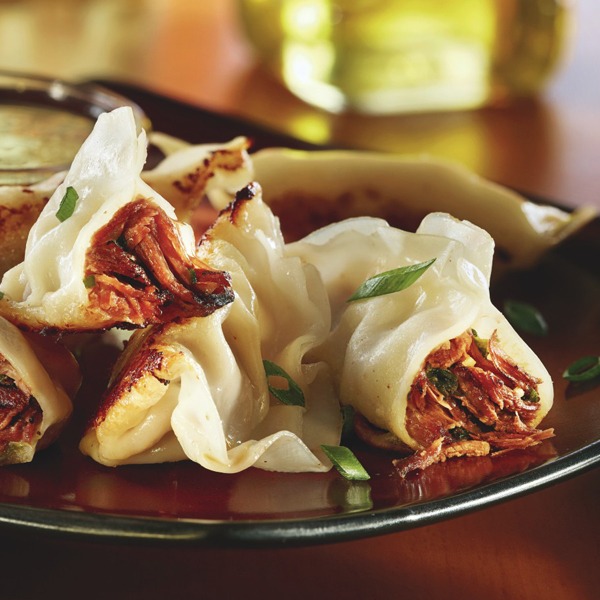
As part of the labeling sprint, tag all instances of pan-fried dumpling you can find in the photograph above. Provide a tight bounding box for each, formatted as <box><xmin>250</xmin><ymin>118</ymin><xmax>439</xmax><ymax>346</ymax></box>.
<box><xmin>80</xmin><ymin>183</ymin><xmax>341</xmax><ymax>473</ymax></box>
<box><xmin>0</xmin><ymin>135</ymin><xmax>253</xmax><ymax>278</ymax></box>
<box><xmin>287</xmin><ymin>213</ymin><xmax>554</xmax><ymax>474</ymax></box>
<box><xmin>0</xmin><ymin>316</ymin><xmax>74</xmax><ymax>465</ymax></box>
<box><xmin>0</xmin><ymin>172</ymin><xmax>65</xmax><ymax>279</ymax></box>
<box><xmin>144</xmin><ymin>133</ymin><xmax>253</xmax><ymax>221</ymax></box>
<box><xmin>0</xmin><ymin>107</ymin><xmax>233</xmax><ymax>333</ymax></box>
<box><xmin>253</xmin><ymin>148</ymin><xmax>595</xmax><ymax>271</ymax></box>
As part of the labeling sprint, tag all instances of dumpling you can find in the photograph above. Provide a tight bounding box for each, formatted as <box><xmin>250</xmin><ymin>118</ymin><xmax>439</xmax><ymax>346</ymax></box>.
<box><xmin>80</xmin><ymin>183</ymin><xmax>341</xmax><ymax>473</ymax></box>
<box><xmin>253</xmin><ymin>148</ymin><xmax>595</xmax><ymax>271</ymax></box>
<box><xmin>0</xmin><ymin>172</ymin><xmax>64</xmax><ymax>279</ymax></box>
<box><xmin>0</xmin><ymin>134</ymin><xmax>253</xmax><ymax>279</ymax></box>
<box><xmin>144</xmin><ymin>133</ymin><xmax>253</xmax><ymax>221</ymax></box>
<box><xmin>287</xmin><ymin>212</ymin><xmax>554</xmax><ymax>474</ymax></box>
<box><xmin>0</xmin><ymin>107</ymin><xmax>233</xmax><ymax>333</ymax></box>
<box><xmin>0</xmin><ymin>316</ymin><xmax>75</xmax><ymax>465</ymax></box>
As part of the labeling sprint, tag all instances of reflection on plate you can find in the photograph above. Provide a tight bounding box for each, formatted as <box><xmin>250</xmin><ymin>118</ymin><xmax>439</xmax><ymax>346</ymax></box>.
<box><xmin>0</xmin><ymin>83</ymin><xmax>598</xmax><ymax>546</ymax></box>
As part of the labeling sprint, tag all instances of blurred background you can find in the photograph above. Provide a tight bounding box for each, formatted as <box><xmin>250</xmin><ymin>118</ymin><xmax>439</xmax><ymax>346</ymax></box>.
<box><xmin>0</xmin><ymin>0</ymin><xmax>598</xmax><ymax>207</ymax></box>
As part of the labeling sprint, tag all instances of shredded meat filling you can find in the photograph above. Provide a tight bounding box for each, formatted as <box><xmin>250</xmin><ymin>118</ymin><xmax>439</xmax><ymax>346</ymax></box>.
<box><xmin>0</xmin><ymin>374</ymin><xmax>42</xmax><ymax>453</ymax></box>
<box><xmin>393</xmin><ymin>330</ymin><xmax>554</xmax><ymax>477</ymax></box>
<box><xmin>85</xmin><ymin>198</ymin><xmax>233</xmax><ymax>327</ymax></box>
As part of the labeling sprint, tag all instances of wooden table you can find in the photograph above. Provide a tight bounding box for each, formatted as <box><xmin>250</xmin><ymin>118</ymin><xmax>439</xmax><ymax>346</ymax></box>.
<box><xmin>0</xmin><ymin>1</ymin><xmax>598</xmax><ymax>599</ymax></box>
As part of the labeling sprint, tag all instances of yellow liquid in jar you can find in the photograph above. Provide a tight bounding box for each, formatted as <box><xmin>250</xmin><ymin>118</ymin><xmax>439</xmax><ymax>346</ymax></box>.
<box><xmin>238</xmin><ymin>0</ymin><xmax>570</xmax><ymax>114</ymax></box>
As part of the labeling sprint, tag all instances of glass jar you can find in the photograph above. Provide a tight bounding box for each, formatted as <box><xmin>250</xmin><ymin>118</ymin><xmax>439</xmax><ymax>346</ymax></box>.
<box><xmin>237</xmin><ymin>0</ymin><xmax>573</xmax><ymax>114</ymax></box>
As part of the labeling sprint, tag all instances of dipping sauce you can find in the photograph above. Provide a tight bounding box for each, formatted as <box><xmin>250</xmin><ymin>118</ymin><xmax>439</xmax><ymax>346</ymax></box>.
<box><xmin>0</xmin><ymin>104</ymin><xmax>94</xmax><ymax>185</ymax></box>
<box><xmin>0</xmin><ymin>71</ymin><xmax>149</xmax><ymax>185</ymax></box>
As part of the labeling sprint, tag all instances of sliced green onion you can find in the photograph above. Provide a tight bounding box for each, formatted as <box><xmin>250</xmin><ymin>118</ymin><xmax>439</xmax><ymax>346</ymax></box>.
<box><xmin>471</xmin><ymin>328</ymin><xmax>489</xmax><ymax>357</ymax></box>
<box><xmin>426</xmin><ymin>368</ymin><xmax>458</xmax><ymax>396</ymax></box>
<box><xmin>321</xmin><ymin>445</ymin><xmax>370</xmax><ymax>481</ymax></box>
<box><xmin>55</xmin><ymin>186</ymin><xmax>79</xmax><ymax>222</ymax></box>
<box><xmin>523</xmin><ymin>387</ymin><xmax>540</xmax><ymax>403</ymax></box>
<box><xmin>263</xmin><ymin>359</ymin><xmax>305</xmax><ymax>407</ymax></box>
<box><xmin>83</xmin><ymin>275</ymin><xmax>96</xmax><ymax>289</ymax></box>
<box><xmin>503</xmin><ymin>300</ymin><xmax>548</xmax><ymax>336</ymax></box>
<box><xmin>189</xmin><ymin>268</ymin><xmax>198</xmax><ymax>285</ymax></box>
<box><xmin>450</xmin><ymin>426</ymin><xmax>471</xmax><ymax>441</ymax></box>
<box><xmin>347</xmin><ymin>258</ymin><xmax>436</xmax><ymax>302</ymax></box>
<box><xmin>563</xmin><ymin>356</ymin><xmax>600</xmax><ymax>382</ymax></box>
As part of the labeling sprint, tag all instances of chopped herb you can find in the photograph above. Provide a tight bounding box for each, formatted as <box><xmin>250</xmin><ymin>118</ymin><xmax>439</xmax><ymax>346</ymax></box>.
<box><xmin>347</xmin><ymin>258</ymin><xmax>436</xmax><ymax>302</ymax></box>
<box><xmin>503</xmin><ymin>300</ymin><xmax>548</xmax><ymax>336</ymax></box>
<box><xmin>450</xmin><ymin>426</ymin><xmax>471</xmax><ymax>441</ymax></box>
<box><xmin>83</xmin><ymin>274</ymin><xmax>96</xmax><ymax>288</ymax></box>
<box><xmin>426</xmin><ymin>368</ymin><xmax>458</xmax><ymax>396</ymax></box>
<box><xmin>0</xmin><ymin>291</ymin><xmax>4</xmax><ymax>300</ymax></box>
<box><xmin>523</xmin><ymin>387</ymin><xmax>540</xmax><ymax>403</ymax></box>
<box><xmin>471</xmin><ymin>328</ymin><xmax>489</xmax><ymax>357</ymax></box>
<box><xmin>55</xmin><ymin>186</ymin><xmax>79</xmax><ymax>222</ymax></box>
<box><xmin>563</xmin><ymin>356</ymin><xmax>600</xmax><ymax>383</ymax></box>
<box><xmin>263</xmin><ymin>359</ymin><xmax>305</xmax><ymax>407</ymax></box>
<box><xmin>189</xmin><ymin>268</ymin><xmax>198</xmax><ymax>285</ymax></box>
<box><xmin>321</xmin><ymin>445</ymin><xmax>370</xmax><ymax>481</ymax></box>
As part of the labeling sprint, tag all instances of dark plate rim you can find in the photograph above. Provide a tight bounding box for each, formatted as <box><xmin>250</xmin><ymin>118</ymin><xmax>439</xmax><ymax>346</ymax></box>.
<box><xmin>1</xmin><ymin>440</ymin><xmax>598</xmax><ymax>547</ymax></box>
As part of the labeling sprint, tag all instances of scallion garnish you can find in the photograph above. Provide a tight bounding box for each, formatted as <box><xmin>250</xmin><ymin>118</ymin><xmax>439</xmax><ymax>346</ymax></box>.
<box><xmin>263</xmin><ymin>359</ymin><xmax>305</xmax><ymax>407</ymax></box>
<box><xmin>503</xmin><ymin>300</ymin><xmax>548</xmax><ymax>336</ymax></box>
<box><xmin>189</xmin><ymin>268</ymin><xmax>198</xmax><ymax>285</ymax></box>
<box><xmin>321</xmin><ymin>445</ymin><xmax>370</xmax><ymax>481</ymax></box>
<box><xmin>347</xmin><ymin>258</ymin><xmax>436</xmax><ymax>302</ymax></box>
<box><xmin>450</xmin><ymin>426</ymin><xmax>471</xmax><ymax>441</ymax></box>
<box><xmin>55</xmin><ymin>186</ymin><xmax>79</xmax><ymax>222</ymax></box>
<box><xmin>426</xmin><ymin>368</ymin><xmax>458</xmax><ymax>396</ymax></box>
<box><xmin>563</xmin><ymin>356</ymin><xmax>600</xmax><ymax>382</ymax></box>
<box><xmin>471</xmin><ymin>328</ymin><xmax>489</xmax><ymax>357</ymax></box>
<box><xmin>523</xmin><ymin>387</ymin><xmax>540</xmax><ymax>403</ymax></box>
<box><xmin>83</xmin><ymin>274</ymin><xmax>96</xmax><ymax>288</ymax></box>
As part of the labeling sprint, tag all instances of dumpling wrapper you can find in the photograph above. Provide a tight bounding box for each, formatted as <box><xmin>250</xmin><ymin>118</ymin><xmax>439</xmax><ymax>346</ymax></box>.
<box><xmin>144</xmin><ymin>133</ymin><xmax>254</xmax><ymax>221</ymax></box>
<box><xmin>287</xmin><ymin>212</ymin><xmax>553</xmax><ymax>451</ymax></box>
<box><xmin>80</xmin><ymin>183</ymin><xmax>341</xmax><ymax>473</ymax></box>
<box><xmin>0</xmin><ymin>172</ymin><xmax>65</xmax><ymax>279</ymax></box>
<box><xmin>0</xmin><ymin>107</ymin><xmax>233</xmax><ymax>332</ymax></box>
<box><xmin>0</xmin><ymin>134</ymin><xmax>252</xmax><ymax>279</ymax></box>
<box><xmin>0</xmin><ymin>316</ymin><xmax>73</xmax><ymax>465</ymax></box>
<box><xmin>253</xmin><ymin>148</ymin><xmax>595</xmax><ymax>272</ymax></box>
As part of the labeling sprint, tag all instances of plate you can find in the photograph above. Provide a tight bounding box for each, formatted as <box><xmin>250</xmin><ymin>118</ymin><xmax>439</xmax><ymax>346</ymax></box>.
<box><xmin>0</xmin><ymin>82</ymin><xmax>598</xmax><ymax>547</ymax></box>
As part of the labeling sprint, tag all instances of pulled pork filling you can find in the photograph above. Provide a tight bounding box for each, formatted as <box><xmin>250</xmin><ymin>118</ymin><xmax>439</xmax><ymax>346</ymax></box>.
<box><xmin>0</xmin><ymin>367</ymin><xmax>42</xmax><ymax>457</ymax></box>
<box><xmin>85</xmin><ymin>198</ymin><xmax>233</xmax><ymax>327</ymax></box>
<box><xmin>391</xmin><ymin>330</ymin><xmax>554</xmax><ymax>476</ymax></box>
